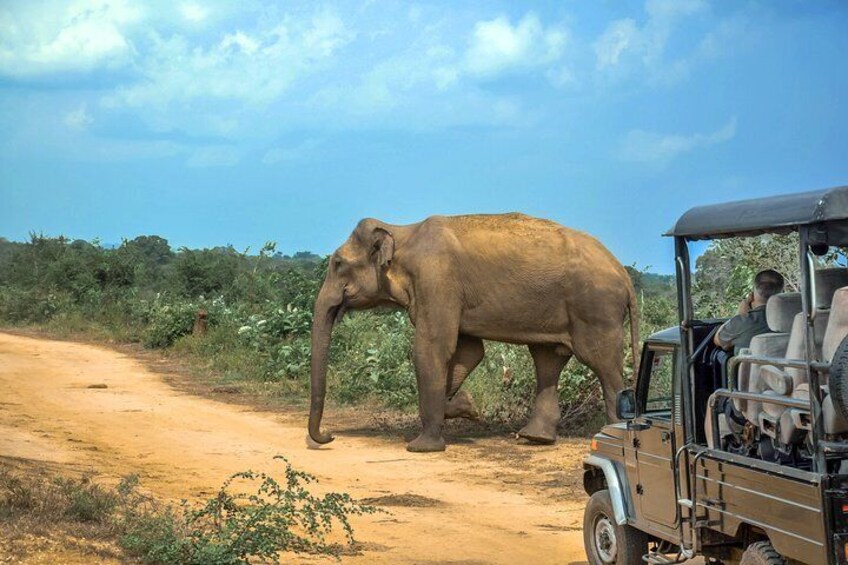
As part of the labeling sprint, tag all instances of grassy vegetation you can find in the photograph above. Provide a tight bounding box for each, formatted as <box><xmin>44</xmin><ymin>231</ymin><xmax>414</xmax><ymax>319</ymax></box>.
<box><xmin>0</xmin><ymin>231</ymin><xmax>808</xmax><ymax>562</ymax></box>
<box><xmin>0</xmin><ymin>233</ymin><xmax>684</xmax><ymax>435</ymax></box>
<box><xmin>0</xmin><ymin>457</ymin><xmax>378</xmax><ymax>564</ymax></box>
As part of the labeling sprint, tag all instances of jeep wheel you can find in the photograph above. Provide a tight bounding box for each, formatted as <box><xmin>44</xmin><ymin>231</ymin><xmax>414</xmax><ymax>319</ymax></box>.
<box><xmin>583</xmin><ymin>489</ymin><xmax>646</xmax><ymax>564</ymax></box>
<box><xmin>740</xmin><ymin>541</ymin><xmax>786</xmax><ymax>565</ymax></box>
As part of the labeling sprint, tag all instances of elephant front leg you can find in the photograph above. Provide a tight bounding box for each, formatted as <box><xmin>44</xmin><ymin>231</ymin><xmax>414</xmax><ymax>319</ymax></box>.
<box><xmin>407</xmin><ymin>328</ymin><xmax>455</xmax><ymax>453</ymax></box>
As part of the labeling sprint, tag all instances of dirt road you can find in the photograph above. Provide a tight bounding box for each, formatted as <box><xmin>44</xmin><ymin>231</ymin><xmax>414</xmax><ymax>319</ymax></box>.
<box><xmin>0</xmin><ymin>332</ymin><xmax>591</xmax><ymax>564</ymax></box>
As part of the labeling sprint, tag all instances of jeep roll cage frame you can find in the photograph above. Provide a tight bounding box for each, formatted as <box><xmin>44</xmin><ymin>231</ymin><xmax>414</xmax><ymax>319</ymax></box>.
<box><xmin>666</xmin><ymin>185</ymin><xmax>848</xmax><ymax>473</ymax></box>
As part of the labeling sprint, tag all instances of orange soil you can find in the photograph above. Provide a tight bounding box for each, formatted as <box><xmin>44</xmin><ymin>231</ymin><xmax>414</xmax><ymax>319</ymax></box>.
<box><xmin>0</xmin><ymin>332</ymin><xmax>592</xmax><ymax>564</ymax></box>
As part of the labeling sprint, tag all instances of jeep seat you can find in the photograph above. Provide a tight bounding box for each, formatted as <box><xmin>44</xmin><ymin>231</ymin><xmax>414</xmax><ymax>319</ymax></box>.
<box><xmin>740</xmin><ymin>292</ymin><xmax>802</xmax><ymax>424</ymax></box>
<box><xmin>772</xmin><ymin>285</ymin><xmax>848</xmax><ymax>442</ymax></box>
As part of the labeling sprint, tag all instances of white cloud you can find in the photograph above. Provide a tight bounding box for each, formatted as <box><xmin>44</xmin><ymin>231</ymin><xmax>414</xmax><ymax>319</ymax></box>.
<box><xmin>594</xmin><ymin>19</ymin><xmax>639</xmax><ymax>69</ymax></box>
<box><xmin>320</xmin><ymin>10</ymin><xmax>571</xmax><ymax>123</ymax></box>
<box><xmin>465</xmin><ymin>13</ymin><xmax>566</xmax><ymax>78</ymax></box>
<box><xmin>302</xmin><ymin>10</ymin><xmax>351</xmax><ymax>59</ymax></box>
<box><xmin>186</xmin><ymin>145</ymin><xmax>240</xmax><ymax>167</ymax></box>
<box><xmin>219</xmin><ymin>31</ymin><xmax>260</xmax><ymax>55</ymax></box>
<box><xmin>179</xmin><ymin>2</ymin><xmax>206</xmax><ymax>23</ymax></box>
<box><xmin>593</xmin><ymin>0</ymin><xmax>706</xmax><ymax>75</ymax></box>
<box><xmin>10</xmin><ymin>2</ymin><xmax>752</xmax><ymax>164</ymax></box>
<box><xmin>104</xmin><ymin>8</ymin><xmax>353</xmax><ymax>114</ymax></box>
<box><xmin>697</xmin><ymin>17</ymin><xmax>748</xmax><ymax>60</ymax></box>
<box><xmin>620</xmin><ymin>117</ymin><xmax>737</xmax><ymax>163</ymax></box>
<box><xmin>0</xmin><ymin>0</ymin><xmax>143</xmax><ymax>77</ymax></box>
<box><xmin>261</xmin><ymin>139</ymin><xmax>322</xmax><ymax>165</ymax></box>
<box><xmin>64</xmin><ymin>104</ymin><xmax>93</xmax><ymax>130</ymax></box>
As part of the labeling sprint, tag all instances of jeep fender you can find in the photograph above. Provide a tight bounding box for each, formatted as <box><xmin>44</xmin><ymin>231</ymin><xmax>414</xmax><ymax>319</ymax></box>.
<box><xmin>584</xmin><ymin>455</ymin><xmax>630</xmax><ymax>525</ymax></box>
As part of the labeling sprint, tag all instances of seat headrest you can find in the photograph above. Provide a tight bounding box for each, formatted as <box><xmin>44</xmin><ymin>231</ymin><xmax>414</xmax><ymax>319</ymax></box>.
<box><xmin>816</xmin><ymin>268</ymin><xmax>848</xmax><ymax>308</ymax></box>
<box><xmin>766</xmin><ymin>292</ymin><xmax>802</xmax><ymax>333</ymax></box>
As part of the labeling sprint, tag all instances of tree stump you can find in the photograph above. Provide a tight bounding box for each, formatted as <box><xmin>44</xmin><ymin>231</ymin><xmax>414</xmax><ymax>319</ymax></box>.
<box><xmin>193</xmin><ymin>309</ymin><xmax>208</xmax><ymax>336</ymax></box>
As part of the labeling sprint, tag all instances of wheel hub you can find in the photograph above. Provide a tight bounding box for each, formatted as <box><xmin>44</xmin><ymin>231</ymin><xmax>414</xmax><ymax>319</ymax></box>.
<box><xmin>594</xmin><ymin>515</ymin><xmax>617</xmax><ymax>563</ymax></box>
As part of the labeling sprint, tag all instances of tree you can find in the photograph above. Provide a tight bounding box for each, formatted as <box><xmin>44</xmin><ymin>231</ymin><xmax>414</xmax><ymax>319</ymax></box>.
<box><xmin>692</xmin><ymin>233</ymin><xmax>800</xmax><ymax>318</ymax></box>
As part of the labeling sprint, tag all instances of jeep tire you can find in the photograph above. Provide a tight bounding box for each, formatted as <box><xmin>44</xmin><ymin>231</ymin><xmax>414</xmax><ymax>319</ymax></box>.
<box><xmin>739</xmin><ymin>541</ymin><xmax>786</xmax><ymax>565</ymax></box>
<box><xmin>583</xmin><ymin>489</ymin><xmax>647</xmax><ymax>564</ymax></box>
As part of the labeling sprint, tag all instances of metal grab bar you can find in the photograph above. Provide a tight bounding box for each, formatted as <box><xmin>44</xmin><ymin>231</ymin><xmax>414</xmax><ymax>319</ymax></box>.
<box><xmin>707</xmin><ymin>389</ymin><xmax>814</xmax><ymax>449</ymax></box>
<box><xmin>710</xmin><ymin>388</ymin><xmax>811</xmax><ymax>410</ymax></box>
<box><xmin>726</xmin><ymin>354</ymin><xmax>829</xmax><ymax>392</ymax></box>
<box><xmin>808</xmin><ymin>251</ymin><xmax>819</xmax><ymax>321</ymax></box>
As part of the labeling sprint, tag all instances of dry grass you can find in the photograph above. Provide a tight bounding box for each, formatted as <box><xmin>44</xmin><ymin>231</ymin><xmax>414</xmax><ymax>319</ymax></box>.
<box><xmin>0</xmin><ymin>458</ymin><xmax>126</xmax><ymax>563</ymax></box>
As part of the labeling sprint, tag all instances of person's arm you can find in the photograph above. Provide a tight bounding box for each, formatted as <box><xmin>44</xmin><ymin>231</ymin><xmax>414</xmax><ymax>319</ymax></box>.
<box><xmin>714</xmin><ymin>314</ymin><xmax>744</xmax><ymax>350</ymax></box>
<box><xmin>713</xmin><ymin>295</ymin><xmax>754</xmax><ymax>350</ymax></box>
<box><xmin>713</xmin><ymin>321</ymin><xmax>732</xmax><ymax>349</ymax></box>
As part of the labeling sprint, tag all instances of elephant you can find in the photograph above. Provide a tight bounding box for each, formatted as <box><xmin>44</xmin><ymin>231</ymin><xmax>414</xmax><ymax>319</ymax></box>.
<box><xmin>308</xmin><ymin>213</ymin><xmax>639</xmax><ymax>453</ymax></box>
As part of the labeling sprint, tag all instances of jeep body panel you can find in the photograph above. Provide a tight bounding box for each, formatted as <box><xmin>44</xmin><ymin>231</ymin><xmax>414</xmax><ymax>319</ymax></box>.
<box><xmin>584</xmin><ymin>454</ymin><xmax>629</xmax><ymax>525</ymax></box>
<box><xmin>694</xmin><ymin>448</ymin><xmax>826</xmax><ymax>563</ymax></box>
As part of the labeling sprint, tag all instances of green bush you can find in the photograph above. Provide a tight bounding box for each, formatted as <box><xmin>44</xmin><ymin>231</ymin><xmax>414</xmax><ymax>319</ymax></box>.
<box><xmin>143</xmin><ymin>300</ymin><xmax>198</xmax><ymax>348</ymax></box>
<box><xmin>235</xmin><ymin>304</ymin><xmax>313</xmax><ymax>381</ymax></box>
<box><xmin>0</xmin><ymin>287</ymin><xmax>74</xmax><ymax>323</ymax></box>
<box><xmin>120</xmin><ymin>456</ymin><xmax>379</xmax><ymax>564</ymax></box>
<box><xmin>329</xmin><ymin>311</ymin><xmax>417</xmax><ymax>407</ymax></box>
<box><xmin>1</xmin><ymin>459</ymin><xmax>378</xmax><ymax>564</ymax></box>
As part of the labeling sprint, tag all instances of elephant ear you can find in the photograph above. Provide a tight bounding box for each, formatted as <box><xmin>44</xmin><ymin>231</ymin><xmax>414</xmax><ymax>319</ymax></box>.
<box><xmin>372</xmin><ymin>227</ymin><xmax>394</xmax><ymax>268</ymax></box>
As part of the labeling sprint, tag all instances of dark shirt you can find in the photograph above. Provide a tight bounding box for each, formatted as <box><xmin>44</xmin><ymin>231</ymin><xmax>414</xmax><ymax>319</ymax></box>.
<box><xmin>718</xmin><ymin>305</ymin><xmax>771</xmax><ymax>354</ymax></box>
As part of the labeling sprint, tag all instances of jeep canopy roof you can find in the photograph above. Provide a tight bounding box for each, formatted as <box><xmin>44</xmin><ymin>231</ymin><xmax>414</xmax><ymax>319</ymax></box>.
<box><xmin>647</xmin><ymin>326</ymin><xmax>680</xmax><ymax>345</ymax></box>
<box><xmin>665</xmin><ymin>185</ymin><xmax>848</xmax><ymax>241</ymax></box>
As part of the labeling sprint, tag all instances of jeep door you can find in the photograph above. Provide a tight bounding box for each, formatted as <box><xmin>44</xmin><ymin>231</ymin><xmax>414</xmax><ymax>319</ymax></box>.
<box><xmin>630</xmin><ymin>345</ymin><xmax>678</xmax><ymax>529</ymax></box>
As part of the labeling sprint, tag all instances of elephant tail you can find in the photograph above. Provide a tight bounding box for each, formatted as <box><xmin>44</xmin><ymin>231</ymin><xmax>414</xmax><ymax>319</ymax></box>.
<box><xmin>627</xmin><ymin>285</ymin><xmax>641</xmax><ymax>374</ymax></box>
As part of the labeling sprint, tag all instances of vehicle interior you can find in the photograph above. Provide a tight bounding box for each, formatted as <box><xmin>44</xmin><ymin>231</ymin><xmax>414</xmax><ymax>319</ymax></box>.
<box><xmin>665</xmin><ymin>186</ymin><xmax>848</xmax><ymax>473</ymax></box>
<box><xmin>693</xmin><ymin>265</ymin><xmax>848</xmax><ymax>470</ymax></box>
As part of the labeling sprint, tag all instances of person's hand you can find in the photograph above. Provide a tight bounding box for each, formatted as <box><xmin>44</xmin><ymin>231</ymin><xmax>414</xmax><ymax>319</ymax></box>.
<box><xmin>738</xmin><ymin>292</ymin><xmax>754</xmax><ymax>315</ymax></box>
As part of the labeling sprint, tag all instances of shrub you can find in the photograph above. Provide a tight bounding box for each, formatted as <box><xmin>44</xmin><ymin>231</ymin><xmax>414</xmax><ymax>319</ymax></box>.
<box><xmin>0</xmin><ymin>468</ymin><xmax>118</xmax><ymax>525</ymax></box>
<box><xmin>1</xmin><ymin>458</ymin><xmax>378</xmax><ymax>564</ymax></box>
<box><xmin>0</xmin><ymin>287</ymin><xmax>74</xmax><ymax>323</ymax></box>
<box><xmin>329</xmin><ymin>311</ymin><xmax>417</xmax><ymax>407</ymax></box>
<box><xmin>142</xmin><ymin>295</ymin><xmax>235</xmax><ymax>348</ymax></box>
<box><xmin>120</xmin><ymin>456</ymin><xmax>380</xmax><ymax>564</ymax></box>
<box><xmin>143</xmin><ymin>300</ymin><xmax>197</xmax><ymax>348</ymax></box>
<box><xmin>236</xmin><ymin>304</ymin><xmax>313</xmax><ymax>380</ymax></box>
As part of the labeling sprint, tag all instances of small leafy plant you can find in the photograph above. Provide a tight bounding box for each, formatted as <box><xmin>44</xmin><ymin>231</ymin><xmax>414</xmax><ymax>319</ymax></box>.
<box><xmin>1</xmin><ymin>457</ymin><xmax>380</xmax><ymax>565</ymax></box>
<box><xmin>173</xmin><ymin>455</ymin><xmax>379</xmax><ymax>562</ymax></box>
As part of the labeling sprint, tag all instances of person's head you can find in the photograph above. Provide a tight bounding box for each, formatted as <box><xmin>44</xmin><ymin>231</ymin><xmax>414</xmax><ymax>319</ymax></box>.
<box><xmin>753</xmin><ymin>269</ymin><xmax>785</xmax><ymax>304</ymax></box>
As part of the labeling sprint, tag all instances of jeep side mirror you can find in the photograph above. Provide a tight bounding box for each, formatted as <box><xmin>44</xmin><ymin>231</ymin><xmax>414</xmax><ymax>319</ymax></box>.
<box><xmin>616</xmin><ymin>389</ymin><xmax>637</xmax><ymax>420</ymax></box>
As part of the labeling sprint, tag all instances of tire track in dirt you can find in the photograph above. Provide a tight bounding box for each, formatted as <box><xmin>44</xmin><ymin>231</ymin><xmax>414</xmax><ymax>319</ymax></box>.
<box><xmin>0</xmin><ymin>332</ymin><xmax>590</xmax><ymax>564</ymax></box>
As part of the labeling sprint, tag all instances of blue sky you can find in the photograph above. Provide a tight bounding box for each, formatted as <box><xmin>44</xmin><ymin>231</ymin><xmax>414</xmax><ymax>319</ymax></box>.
<box><xmin>1</xmin><ymin>0</ymin><xmax>846</xmax><ymax>272</ymax></box>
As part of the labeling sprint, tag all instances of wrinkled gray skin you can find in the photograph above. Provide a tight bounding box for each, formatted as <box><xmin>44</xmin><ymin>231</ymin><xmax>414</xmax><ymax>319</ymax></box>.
<box><xmin>309</xmin><ymin>213</ymin><xmax>638</xmax><ymax>453</ymax></box>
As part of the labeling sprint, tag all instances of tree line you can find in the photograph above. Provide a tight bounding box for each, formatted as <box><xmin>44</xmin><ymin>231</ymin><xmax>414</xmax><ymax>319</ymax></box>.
<box><xmin>0</xmin><ymin>231</ymin><xmax>797</xmax><ymax>433</ymax></box>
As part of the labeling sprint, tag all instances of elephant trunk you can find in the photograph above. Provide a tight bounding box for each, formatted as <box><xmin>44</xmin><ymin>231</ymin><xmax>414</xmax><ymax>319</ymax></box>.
<box><xmin>308</xmin><ymin>282</ymin><xmax>345</xmax><ymax>446</ymax></box>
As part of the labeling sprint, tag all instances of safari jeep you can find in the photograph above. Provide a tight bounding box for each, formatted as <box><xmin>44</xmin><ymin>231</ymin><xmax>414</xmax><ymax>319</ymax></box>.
<box><xmin>583</xmin><ymin>186</ymin><xmax>848</xmax><ymax>564</ymax></box>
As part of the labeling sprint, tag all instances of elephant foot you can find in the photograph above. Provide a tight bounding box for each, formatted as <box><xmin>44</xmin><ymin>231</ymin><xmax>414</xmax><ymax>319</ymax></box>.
<box><xmin>445</xmin><ymin>390</ymin><xmax>480</xmax><ymax>420</ymax></box>
<box><xmin>517</xmin><ymin>422</ymin><xmax>558</xmax><ymax>445</ymax></box>
<box><xmin>406</xmin><ymin>433</ymin><xmax>446</xmax><ymax>453</ymax></box>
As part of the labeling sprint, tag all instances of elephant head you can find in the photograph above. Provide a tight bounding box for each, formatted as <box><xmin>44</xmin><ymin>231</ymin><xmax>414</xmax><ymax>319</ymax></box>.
<box><xmin>308</xmin><ymin>220</ymin><xmax>395</xmax><ymax>446</ymax></box>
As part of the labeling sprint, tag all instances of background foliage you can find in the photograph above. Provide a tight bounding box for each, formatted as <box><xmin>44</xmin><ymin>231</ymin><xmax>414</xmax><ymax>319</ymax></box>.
<box><xmin>0</xmin><ymin>231</ymin><xmax>798</xmax><ymax>434</ymax></box>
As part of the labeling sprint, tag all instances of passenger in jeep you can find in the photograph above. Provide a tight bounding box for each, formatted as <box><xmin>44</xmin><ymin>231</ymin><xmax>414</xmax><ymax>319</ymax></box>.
<box><xmin>714</xmin><ymin>269</ymin><xmax>785</xmax><ymax>354</ymax></box>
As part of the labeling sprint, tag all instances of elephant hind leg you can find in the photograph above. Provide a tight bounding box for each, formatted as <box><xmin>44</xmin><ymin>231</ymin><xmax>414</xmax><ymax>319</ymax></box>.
<box><xmin>572</xmin><ymin>326</ymin><xmax>627</xmax><ymax>423</ymax></box>
<box><xmin>518</xmin><ymin>344</ymin><xmax>571</xmax><ymax>444</ymax></box>
<box><xmin>445</xmin><ymin>335</ymin><xmax>484</xmax><ymax>420</ymax></box>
